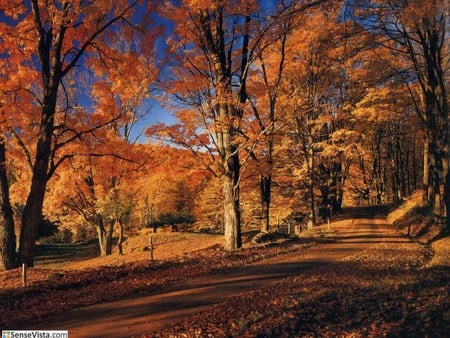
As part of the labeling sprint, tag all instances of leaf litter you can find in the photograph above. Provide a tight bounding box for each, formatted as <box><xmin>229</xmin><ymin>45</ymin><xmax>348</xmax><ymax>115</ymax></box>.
<box><xmin>0</xmin><ymin>228</ymin><xmax>448</xmax><ymax>337</ymax></box>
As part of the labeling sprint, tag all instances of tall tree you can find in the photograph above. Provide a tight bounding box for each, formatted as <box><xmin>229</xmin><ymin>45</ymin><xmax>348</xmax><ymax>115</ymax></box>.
<box><xmin>154</xmin><ymin>0</ymin><xmax>260</xmax><ymax>250</ymax></box>
<box><xmin>0</xmin><ymin>136</ymin><xmax>16</xmax><ymax>270</ymax></box>
<box><xmin>281</xmin><ymin>7</ymin><xmax>344</xmax><ymax>229</ymax></box>
<box><xmin>355</xmin><ymin>0</ymin><xmax>449</xmax><ymax>229</ymax></box>
<box><xmin>245</xmin><ymin>5</ymin><xmax>292</xmax><ymax>233</ymax></box>
<box><xmin>0</xmin><ymin>0</ymin><xmax>149</xmax><ymax>267</ymax></box>
<box><xmin>154</xmin><ymin>0</ymin><xmax>328</xmax><ymax>247</ymax></box>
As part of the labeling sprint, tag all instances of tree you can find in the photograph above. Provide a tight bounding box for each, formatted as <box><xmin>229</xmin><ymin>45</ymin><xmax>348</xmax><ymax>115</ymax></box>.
<box><xmin>153</xmin><ymin>0</ymin><xmax>263</xmax><ymax>250</ymax></box>
<box><xmin>352</xmin><ymin>81</ymin><xmax>424</xmax><ymax>204</ymax></box>
<box><xmin>245</xmin><ymin>7</ymin><xmax>290</xmax><ymax>233</ymax></box>
<box><xmin>153</xmin><ymin>0</ymin><xmax>329</xmax><ymax>247</ymax></box>
<box><xmin>0</xmin><ymin>0</ymin><xmax>153</xmax><ymax>267</ymax></box>
<box><xmin>0</xmin><ymin>137</ymin><xmax>16</xmax><ymax>270</ymax></box>
<box><xmin>46</xmin><ymin>42</ymin><xmax>158</xmax><ymax>256</ymax></box>
<box><xmin>63</xmin><ymin>151</ymin><xmax>138</xmax><ymax>256</ymax></box>
<box><xmin>281</xmin><ymin>7</ymin><xmax>346</xmax><ymax>229</ymax></box>
<box><xmin>354</xmin><ymin>0</ymin><xmax>449</xmax><ymax>229</ymax></box>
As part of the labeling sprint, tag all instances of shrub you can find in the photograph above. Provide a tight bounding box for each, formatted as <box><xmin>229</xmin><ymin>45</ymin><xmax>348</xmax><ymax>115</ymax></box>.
<box><xmin>146</xmin><ymin>213</ymin><xmax>195</xmax><ymax>230</ymax></box>
<box><xmin>37</xmin><ymin>218</ymin><xmax>59</xmax><ymax>239</ymax></box>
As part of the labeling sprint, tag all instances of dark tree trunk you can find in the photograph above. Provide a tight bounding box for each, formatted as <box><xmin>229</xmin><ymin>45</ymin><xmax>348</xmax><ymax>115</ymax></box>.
<box><xmin>444</xmin><ymin>167</ymin><xmax>450</xmax><ymax>233</ymax></box>
<box><xmin>117</xmin><ymin>219</ymin><xmax>124</xmax><ymax>255</ymax></box>
<box><xmin>260</xmin><ymin>175</ymin><xmax>271</xmax><ymax>233</ymax></box>
<box><xmin>0</xmin><ymin>139</ymin><xmax>16</xmax><ymax>270</ymax></box>
<box><xmin>422</xmin><ymin>137</ymin><xmax>432</xmax><ymax>203</ymax></box>
<box><xmin>19</xmin><ymin>100</ymin><xmax>56</xmax><ymax>267</ymax></box>
<box><xmin>223</xmin><ymin>146</ymin><xmax>242</xmax><ymax>251</ymax></box>
<box><xmin>18</xmin><ymin>3</ymin><xmax>60</xmax><ymax>266</ymax></box>
<box><xmin>429</xmin><ymin>141</ymin><xmax>442</xmax><ymax>215</ymax></box>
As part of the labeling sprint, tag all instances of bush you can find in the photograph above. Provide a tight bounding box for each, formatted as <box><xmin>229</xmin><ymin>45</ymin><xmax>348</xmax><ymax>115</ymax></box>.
<box><xmin>38</xmin><ymin>228</ymin><xmax>74</xmax><ymax>244</ymax></box>
<box><xmin>252</xmin><ymin>231</ymin><xmax>291</xmax><ymax>244</ymax></box>
<box><xmin>37</xmin><ymin>218</ymin><xmax>59</xmax><ymax>239</ymax></box>
<box><xmin>411</xmin><ymin>205</ymin><xmax>433</xmax><ymax>216</ymax></box>
<box><xmin>146</xmin><ymin>213</ymin><xmax>195</xmax><ymax>230</ymax></box>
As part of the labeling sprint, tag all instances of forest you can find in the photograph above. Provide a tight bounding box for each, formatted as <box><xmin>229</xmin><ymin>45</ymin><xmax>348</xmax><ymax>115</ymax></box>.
<box><xmin>0</xmin><ymin>0</ymin><xmax>448</xmax><ymax>271</ymax></box>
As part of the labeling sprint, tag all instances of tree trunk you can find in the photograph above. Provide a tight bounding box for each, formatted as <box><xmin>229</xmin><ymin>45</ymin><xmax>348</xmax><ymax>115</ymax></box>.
<box><xmin>97</xmin><ymin>219</ymin><xmax>114</xmax><ymax>256</ymax></box>
<box><xmin>429</xmin><ymin>141</ymin><xmax>442</xmax><ymax>215</ymax></box>
<box><xmin>117</xmin><ymin>219</ymin><xmax>124</xmax><ymax>255</ymax></box>
<box><xmin>442</xmin><ymin>135</ymin><xmax>449</xmax><ymax>232</ymax></box>
<box><xmin>260</xmin><ymin>175</ymin><xmax>271</xmax><ymax>233</ymax></box>
<box><xmin>17</xmin><ymin>13</ymin><xmax>60</xmax><ymax>265</ymax></box>
<box><xmin>422</xmin><ymin>137</ymin><xmax>431</xmax><ymax>203</ymax></box>
<box><xmin>197</xmin><ymin>3</ymin><xmax>246</xmax><ymax>251</ymax></box>
<box><xmin>307</xmin><ymin>146</ymin><xmax>316</xmax><ymax>230</ymax></box>
<box><xmin>97</xmin><ymin>227</ymin><xmax>108</xmax><ymax>256</ymax></box>
<box><xmin>444</xmin><ymin>166</ymin><xmax>450</xmax><ymax>233</ymax></box>
<box><xmin>19</xmin><ymin>105</ymin><xmax>55</xmax><ymax>267</ymax></box>
<box><xmin>0</xmin><ymin>140</ymin><xmax>16</xmax><ymax>271</ymax></box>
<box><xmin>223</xmin><ymin>149</ymin><xmax>242</xmax><ymax>251</ymax></box>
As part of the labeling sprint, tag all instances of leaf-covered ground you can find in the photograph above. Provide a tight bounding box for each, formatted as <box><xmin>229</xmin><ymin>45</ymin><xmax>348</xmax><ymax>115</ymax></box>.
<box><xmin>1</xmin><ymin>201</ymin><xmax>449</xmax><ymax>337</ymax></box>
<box><xmin>0</xmin><ymin>236</ymin><xmax>314</xmax><ymax>329</ymax></box>
<box><xmin>2</xmin><ymin>233</ymin><xmax>449</xmax><ymax>337</ymax></box>
<box><xmin>147</xmin><ymin>240</ymin><xmax>449</xmax><ymax>338</ymax></box>
<box><xmin>145</xmin><ymin>200</ymin><xmax>450</xmax><ymax>337</ymax></box>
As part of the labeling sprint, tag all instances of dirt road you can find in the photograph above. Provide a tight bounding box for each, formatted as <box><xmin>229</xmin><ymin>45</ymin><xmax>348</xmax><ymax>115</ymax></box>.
<box><xmin>27</xmin><ymin>211</ymin><xmax>403</xmax><ymax>338</ymax></box>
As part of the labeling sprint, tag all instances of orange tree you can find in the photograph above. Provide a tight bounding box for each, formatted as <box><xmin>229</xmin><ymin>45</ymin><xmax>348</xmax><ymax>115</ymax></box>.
<box><xmin>151</xmin><ymin>0</ymin><xmax>258</xmax><ymax>250</ymax></box>
<box><xmin>0</xmin><ymin>0</ymin><xmax>158</xmax><ymax>268</ymax></box>
<box><xmin>150</xmin><ymin>0</ymin><xmax>327</xmax><ymax>249</ymax></box>
<box><xmin>353</xmin><ymin>0</ymin><xmax>449</xmax><ymax>230</ymax></box>
<box><xmin>279</xmin><ymin>6</ymin><xmax>351</xmax><ymax>228</ymax></box>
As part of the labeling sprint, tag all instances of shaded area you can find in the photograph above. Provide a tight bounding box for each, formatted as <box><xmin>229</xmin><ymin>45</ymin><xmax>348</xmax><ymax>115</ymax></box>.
<box><xmin>34</xmin><ymin>239</ymin><xmax>100</xmax><ymax>266</ymax></box>
<box><xmin>4</xmin><ymin>207</ymin><xmax>443</xmax><ymax>338</ymax></box>
<box><xmin>335</xmin><ymin>204</ymin><xmax>393</xmax><ymax>220</ymax></box>
<box><xmin>152</xmin><ymin>260</ymin><xmax>448</xmax><ymax>337</ymax></box>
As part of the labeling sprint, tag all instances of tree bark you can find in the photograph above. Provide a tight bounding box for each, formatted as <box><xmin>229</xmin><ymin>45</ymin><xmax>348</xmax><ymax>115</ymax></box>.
<box><xmin>97</xmin><ymin>219</ymin><xmax>114</xmax><ymax>256</ymax></box>
<box><xmin>222</xmin><ymin>159</ymin><xmax>242</xmax><ymax>251</ymax></box>
<box><xmin>422</xmin><ymin>136</ymin><xmax>432</xmax><ymax>203</ymax></box>
<box><xmin>0</xmin><ymin>139</ymin><xmax>16</xmax><ymax>270</ymax></box>
<box><xmin>444</xmin><ymin>165</ymin><xmax>450</xmax><ymax>233</ymax></box>
<box><xmin>18</xmin><ymin>1</ymin><xmax>60</xmax><ymax>266</ymax></box>
<box><xmin>307</xmin><ymin>146</ymin><xmax>316</xmax><ymax>230</ymax></box>
<box><xmin>260</xmin><ymin>175</ymin><xmax>271</xmax><ymax>233</ymax></box>
<box><xmin>19</xmin><ymin>94</ymin><xmax>57</xmax><ymax>267</ymax></box>
<box><xmin>117</xmin><ymin>219</ymin><xmax>124</xmax><ymax>255</ymax></box>
<box><xmin>428</xmin><ymin>141</ymin><xmax>442</xmax><ymax>215</ymax></box>
<box><xmin>199</xmin><ymin>3</ymin><xmax>246</xmax><ymax>251</ymax></box>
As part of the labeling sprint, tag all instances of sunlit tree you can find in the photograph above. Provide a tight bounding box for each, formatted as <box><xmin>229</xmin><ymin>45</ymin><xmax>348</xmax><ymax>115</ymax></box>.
<box><xmin>0</xmin><ymin>0</ymin><xmax>157</xmax><ymax>268</ymax></box>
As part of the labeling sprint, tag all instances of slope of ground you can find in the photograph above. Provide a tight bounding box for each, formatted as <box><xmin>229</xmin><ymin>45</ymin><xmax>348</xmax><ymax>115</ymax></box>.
<box><xmin>388</xmin><ymin>190</ymin><xmax>450</xmax><ymax>267</ymax></box>
<box><xmin>35</xmin><ymin>231</ymin><xmax>225</xmax><ymax>270</ymax></box>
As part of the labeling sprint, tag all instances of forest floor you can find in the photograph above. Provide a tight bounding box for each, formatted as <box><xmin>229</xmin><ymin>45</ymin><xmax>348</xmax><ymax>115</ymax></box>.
<box><xmin>1</xmin><ymin>194</ymin><xmax>449</xmax><ymax>337</ymax></box>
